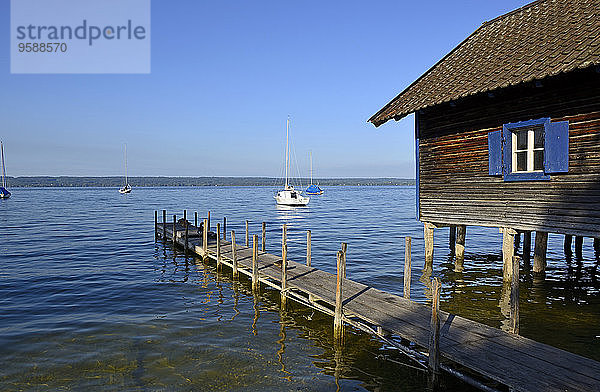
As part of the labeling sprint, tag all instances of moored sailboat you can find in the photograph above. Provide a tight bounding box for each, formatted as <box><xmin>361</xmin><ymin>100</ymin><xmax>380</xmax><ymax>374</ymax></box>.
<box><xmin>119</xmin><ymin>144</ymin><xmax>132</xmax><ymax>194</ymax></box>
<box><xmin>274</xmin><ymin>117</ymin><xmax>309</xmax><ymax>206</ymax></box>
<box><xmin>305</xmin><ymin>151</ymin><xmax>323</xmax><ymax>195</ymax></box>
<box><xmin>0</xmin><ymin>141</ymin><xmax>10</xmax><ymax>199</ymax></box>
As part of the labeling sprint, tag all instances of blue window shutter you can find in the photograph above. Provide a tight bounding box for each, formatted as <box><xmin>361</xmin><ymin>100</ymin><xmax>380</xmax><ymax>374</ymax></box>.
<box><xmin>544</xmin><ymin>121</ymin><xmax>569</xmax><ymax>173</ymax></box>
<box><xmin>488</xmin><ymin>130</ymin><xmax>502</xmax><ymax>175</ymax></box>
<box><xmin>502</xmin><ymin>125</ymin><xmax>512</xmax><ymax>176</ymax></box>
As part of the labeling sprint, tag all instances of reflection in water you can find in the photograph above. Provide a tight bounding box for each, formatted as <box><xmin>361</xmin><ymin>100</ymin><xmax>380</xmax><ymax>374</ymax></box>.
<box><xmin>252</xmin><ymin>292</ymin><xmax>260</xmax><ymax>336</ymax></box>
<box><xmin>276</xmin><ymin>310</ymin><xmax>292</xmax><ymax>382</ymax></box>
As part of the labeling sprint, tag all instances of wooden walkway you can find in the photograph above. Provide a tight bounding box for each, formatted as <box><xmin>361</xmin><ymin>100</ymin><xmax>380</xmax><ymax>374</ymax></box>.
<box><xmin>157</xmin><ymin>221</ymin><xmax>600</xmax><ymax>392</ymax></box>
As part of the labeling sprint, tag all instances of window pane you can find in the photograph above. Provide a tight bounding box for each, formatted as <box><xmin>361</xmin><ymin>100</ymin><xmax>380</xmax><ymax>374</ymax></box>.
<box><xmin>534</xmin><ymin>150</ymin><xmax>544</xmax><ymax>171</ymax></box>
<box><xmin>534</xmin><ymin>127</ymin><xmax>544</xmax><ymax>149</ymax></box>
<box><xmin>516</xmin><ymin>152</ymin><xmax>527</xmax><ymax>172</ymax></box>
<box><xmin>516</xmin><ymin>130</ymin><xmax>528</xmax><ymax>150</ymax></box>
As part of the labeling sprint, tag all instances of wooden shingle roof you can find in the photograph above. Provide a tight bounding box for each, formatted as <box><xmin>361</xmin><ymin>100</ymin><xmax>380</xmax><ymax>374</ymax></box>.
<box><xmin>369</xmin><ymin>0</ymin><xmax>600</xmax><ymax>127</ymax></box>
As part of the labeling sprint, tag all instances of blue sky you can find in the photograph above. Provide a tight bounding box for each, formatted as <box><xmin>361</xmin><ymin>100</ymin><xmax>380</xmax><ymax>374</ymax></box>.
<box><xmin>0</xmin><ymin>0</ymin><xmax>531</xmax><ymax>177</ymax></box>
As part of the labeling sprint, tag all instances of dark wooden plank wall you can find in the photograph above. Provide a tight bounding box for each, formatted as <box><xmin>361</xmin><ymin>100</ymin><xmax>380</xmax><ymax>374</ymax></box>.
<box><xmin>418</xmin><ymin>67</ymin><xmax>600</xmax><ymax>237</ymax></box>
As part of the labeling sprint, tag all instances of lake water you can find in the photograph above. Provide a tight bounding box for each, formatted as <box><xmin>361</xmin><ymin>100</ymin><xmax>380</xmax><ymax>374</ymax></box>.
<box><xmin>1</xmin><ymin>186</ymin><xmax>599</xmax><ymax>391</ymax></box>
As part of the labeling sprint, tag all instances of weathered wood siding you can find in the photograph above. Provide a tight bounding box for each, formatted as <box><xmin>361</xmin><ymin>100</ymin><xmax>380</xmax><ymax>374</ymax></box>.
<box><xmin>418</xmin><ymin>68</ymin><xmax>600</xmax><ymax>237</ymax></box>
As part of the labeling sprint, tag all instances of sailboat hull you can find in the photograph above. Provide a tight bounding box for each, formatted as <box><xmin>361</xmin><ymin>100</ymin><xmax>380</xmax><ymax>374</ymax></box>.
<box><xmin>0</xmin><ymin>187</ymin><xmax>11</xmax><ymax>199</ymax></box>
<box><xmin>274</xmin><ymin>188</ymin><xmax>309</xmax><ymax>206</ymax></box>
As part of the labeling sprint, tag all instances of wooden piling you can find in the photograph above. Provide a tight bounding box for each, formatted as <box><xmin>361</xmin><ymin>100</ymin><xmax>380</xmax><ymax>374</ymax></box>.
<box><xmin>162</xmin><ymin>210</ymin><xmax>166</xmax><ymax>240</ymax></box>
<box><xmin>172</xmin><ymin>215</ymin><xmax>177</xmax><ymax>243</ymax></box>
<box><xmin>154</xmin><ymin>211</ymin><xmax>158</xmax><ymax>241</ymax></box>
<box><xmin>514</xmin><ymin>233</ymin><xmax>521</xmax><ymax>250</ymax></box>
<box><xmin>424</xmin><ymin>223</ymin><xmax>434</xmax><ymax>271</ymax></box>
<box><xmin>341</xmin><ymin>243</ymin><xmax>348</xmax><ymax>279</ymax></box>
<box><xmin>404</xmin><ymin>236</ymin><xmax>411</xmax><ymax>299</ymax></box>
<box><xmin>252</xmin><ymin>234</ymin><xmax>259</xmax><ymax>291</ymax></box>
<box><xmin>510</xmin><ymin>256</ymin><xmax>520</xmax><ymax>334</ymax></box>
<box><xmin>194</xmin><ymin>211</ymin><xmax>198</xmax><ymax>228</ymax></box>
<box><xmin>231</xmin><ymin>230</ymin><xmax>238</xmax><ymax>278</ymax></box>
<box><xmin>334</xmin><ymin>250</ymin><xmax>345</xmax><ymax>338</ymax></box>
<box><xmin>575</xmin><ymin>236</ymin><xmax>584</xmax><ymax>259</ymax></box>
<box><xmin>203</xmin><ymin>218</ymin><xmax>208</xmax><ymax>257</ymax></box>
<box><xmin>449</xmin><ymin>225</ymin><xmax>456</xmax><ymax>252</ymax></box>
<box><xmin>523</xmin><ymin>231</ymin><xmax>532</xmax><ymax>263</ymax></box>
<box><xmin>455</xmin><ymin>225</ymin><xmax>466</xmax><ymax>272</ymax></box>
<box><xmin>184</xmin><ymin>219</ymin><xmax>189</xmax><ymax>256</ymax></box>
<box><xmin>216</xmin><ymin>223</ymin><xmax>221</xmax><ymax>269</ymax></box>
<box><xmin>245</xmin><ymin>220</ymin><xmax>249</xmax><ymax>247</ymax></box>
<box><xmin>502</xmin><ymin>228</ymin><xmax>515</xmax><ymax>282</ymax></box>
<box><xmin>429</xmin><ymin>277</ymin><xmax>441</xmax><ymax>384</ymax></box>
<box><xmin>306</xmin><ymin>230</ymin><xmax>311</xmax><ymax>267</ymax></box>
<box><xmin>564</xmin><ymin>235</ymin><xmax>573</xmax><ymax>256</ymax></box>
<box><xmin>595</xmin><ymin>238</ymin><xmax>600</xmax><ymax>254</ymax></box>
<box><xmin>533</xmin><ymin>231</ymin><xmax>548</xmax><ymax>275</ymax></box>
<box><xmin>183</xmin><ymin>209</ymin><xmax>187</xmax><ymax>222</ymax></box>
<box><xmin>262</xmin><ymin>222</ymin><xmax>266</xmax><ymax>252</ymax></box>
<box><xmin>281</xmin><ymin>224</ymin><xmax>287</xmax><ymax>306</ymax></box>
<box><xmin>207</xmin><ymin>211</ymin><xmax>210</xmax><ymax>231</ymax></box>
<box><xmin>223</xmin><ymin>217</ymin><xmax>226</xmax><ymax>241</ymax></box>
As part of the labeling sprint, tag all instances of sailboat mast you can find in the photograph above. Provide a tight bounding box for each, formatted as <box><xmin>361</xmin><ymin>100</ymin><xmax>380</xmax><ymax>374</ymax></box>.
<box><xmin>285</xmin><ymin>117</ymin><xmax>289</xmax><ymax>189</ymax></box>
<box><xmin>310</xmin><ymin>151</ymin><xmax>313</xmax><ymax>185</ymax></box>
<box><xmin>1</xmin><ymin>141</ymin><xmax>6</xmax><ymax>189</ymax></box>
<box><xmin>124</xmin><ymin>144</ymin><xmax>128</xmax><ymax>185</ymax></box>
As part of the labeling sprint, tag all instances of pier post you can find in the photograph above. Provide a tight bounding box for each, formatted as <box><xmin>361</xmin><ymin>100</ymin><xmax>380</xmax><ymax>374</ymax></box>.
<box><xmin>502</xmin><ymin>228</ymin><xmax>516</xmax><ymax>282</ymax></box>
<box><xmin>424</xmin><ymin>223</ymin><xmax>434</xmax><ymax>271</ymax></box>
<box><xmin>514</xmin><ymin>232</ymin><xmax>521</xmax><ymax>251</ymax></box>
<box><xmin>449</xmin><ymin>226</ymin><xmax>456</xmax><ymax>253</ymax></box>
<box><xmin>455</xmin><ymin>225</ymin><xmax>466</xmax><ymax>272</ymax></box>
<box><xmin>595</xmin><ymin>238</ymin><xmax>600</xmax><ymax>255</ymax></box>
<box><xmin>262</xmin><ymin>222</ymin><xmax>266</xmax><ymax>252</ymax></box>
<box><xmin>223</xmin><ymin>217</ymin><xmax>226</xmax><ymax>241</ymax></box>
<box><xmin>404</xmin><ymin>236</ymin><xmax>411</xmax><ymax>299</ymax></box>
<box><xmin>575</xmin><ymin>236</ymin><xmax>584</xmax><ymax>259</ymax></box>
<box><xmin>184</xmin><ymin>220</ymin><xmax>189</xmax><ymax>256</ymax></box>
<box><xmin>172</xmin><ymin>215</ymin><xmax>177</xmax><ymax>244</ymax></box>
<box><xmin>203</xmin><ymin>218</ymin><xmax>208</xmax><ymax>258</ymax></box>
<box><xmin>428</xmin><ymin>277</ymin><xmax>441</xmax><ymax>386</ymax></box>
<box><xmin>154</xmin><ymin>211</ymin><xmax>158</xmax><ymax>241</ymax></box>
<box><xmin>334</xmin><ymin>250</ymin><xmax>345</xmax><ymax>339</ymax></box>
<box><xmin>306</xmin><ymin>230</ymin><xmax>311</xmax><ymax>267</ymax></box>
<box><xmin>245</xmin><ymin>220</ymin><xmax>249</xmax><ymax>247</ymax></box>
<box><xmin>207</xmin><ymin>211</ymin><xmax>211</xmax><ymax>232</ymax></box>
<box><xmin>183</xmin><ymin>209</ymin><xmax>187</xmax><ymax>222</ymax></box>
<box><xmin>162</xmin><ymin>210</ymin><xmax>166</xmax><ymax>240</ymax></box>
<box><xmin>523</xmin><ymin>231</ymin><xmax>532</xmax><ymax>264</ymax></box>
<box><xmin>564</xmin><ymin>235</ymin><xmax>573</xmax><ymax>256</ymax></box>
<box><xmin>341</xmin><ymin>243</ymin><xmax>348</xmax><ymax>279</ymax></box>
<box><xmin>510</xmin><ymin>256</ymin><xmax>520</xmax><ymax>334</ymax></box>
<box><xmin>231</xmin><ymin>230</ymin><xmax>238</xmax><ymax>278</ymax></box>
<box><xmin>281</xmin><ymin>224</ymin><xmax>287</xmax><ymax>307</ymax></box>
<box><xmin>533</xmin><ymin>231</ymin><xmax>548</xmax><ymax>276</ymax></box>
<box><xmin>216</xmin><ymin>223</ymin><xmax>221</xmax><ymax>270</ymax></box>
<box><xmin>252</xmin><ymin>234</ymin><xmax>259</xmax><ymax>291</ymax></box>
<box><xmin>194</xmin><ymin>211</ymin><xmax>198</xmax><ymax>228</ymax></box>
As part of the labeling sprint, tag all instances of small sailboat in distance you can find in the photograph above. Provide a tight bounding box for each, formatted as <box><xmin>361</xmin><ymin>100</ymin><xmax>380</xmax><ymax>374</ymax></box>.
<box><xmin>118</xmin><ymin>144</ymin><xmax>132</xmax><ymax>194</ymax></box>
<box><xmin>274</xmin><ymin>117</ymin><xmax>309</xmax><ymax>206</ymax></box>
<box><xmin>305</xmin><ymin>151</ymin><xmax>323</xmax><ymax>195</ymax></box>
<box><xmin>0</xmin><ymin>141</ymin><xmax>11</xmax><ymax>199</ymax></box>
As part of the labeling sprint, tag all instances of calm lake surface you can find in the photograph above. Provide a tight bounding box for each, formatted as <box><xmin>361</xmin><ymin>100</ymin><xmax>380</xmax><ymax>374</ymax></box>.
<box><xmin>1</xmin><ymin>186</ymin><xmax>599</xmax><ymax>391</ymax></box>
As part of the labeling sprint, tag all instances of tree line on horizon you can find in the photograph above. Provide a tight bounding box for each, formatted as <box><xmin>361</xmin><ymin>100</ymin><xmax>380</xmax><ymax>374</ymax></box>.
<box><xmin>5</xmin><ymin>176</ymin><xmax>415</xmax><ymax>187</ymax></box>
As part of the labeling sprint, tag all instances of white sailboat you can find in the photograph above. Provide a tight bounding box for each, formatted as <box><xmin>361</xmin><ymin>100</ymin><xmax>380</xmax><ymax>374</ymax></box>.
<box><xmin>274</xmin><ymin>117</ymin><xmax>309</xmax><ymax>206</ymax></box>
<box><xmin>118</xmin><ymin>144</ymin><xmax>132</xmax><ymax>194</ymax></box>
<box><xmin>0</xmin><ymin>141</ymin><xmax>11</xmax><ymax>199</ymax></box>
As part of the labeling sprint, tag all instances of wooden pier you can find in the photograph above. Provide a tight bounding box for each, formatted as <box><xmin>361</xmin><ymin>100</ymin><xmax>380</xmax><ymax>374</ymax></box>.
<box><xmin>155</xmin><ymin>212</ymin><xmax>600</xmax><ymax>392</ymax></box>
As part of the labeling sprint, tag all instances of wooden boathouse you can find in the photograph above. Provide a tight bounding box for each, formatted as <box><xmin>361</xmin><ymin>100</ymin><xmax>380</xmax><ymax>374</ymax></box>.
<box><xmin>369</xmin><ymin>0</ymin><xmax>600</xmax><ymax>278</ymax></box>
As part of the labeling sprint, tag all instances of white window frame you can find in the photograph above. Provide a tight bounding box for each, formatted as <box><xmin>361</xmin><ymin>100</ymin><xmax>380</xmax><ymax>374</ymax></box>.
<box><xmin>511</xmin><ymin>127</ymin><xmax>544</xmax><ymax>173</ymax></box>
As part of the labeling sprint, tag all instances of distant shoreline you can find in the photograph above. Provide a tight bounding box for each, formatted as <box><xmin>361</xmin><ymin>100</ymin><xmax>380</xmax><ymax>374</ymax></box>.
<box><xmin>5</xmin><ymin>176</ymin><xmax>415</xmax><ymax>187</ymax></box>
